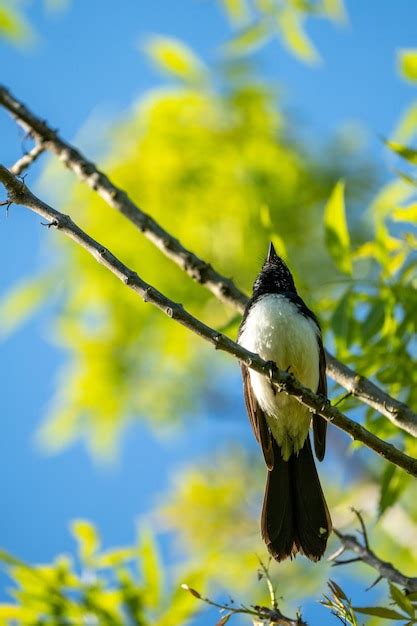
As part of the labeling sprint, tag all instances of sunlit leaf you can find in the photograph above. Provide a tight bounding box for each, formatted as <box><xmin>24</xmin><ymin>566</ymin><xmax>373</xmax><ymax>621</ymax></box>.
<box><xmin>385</xmin><ymin>139</ymin><xmax>417</xmax><ymax>165</ymax></box>
<box><xmin>0</xmin><ymin>274</ymin><xmax>55</xmax><ymax>338</ymax></box>
<box><xmin>139</xmin><ymin>528</ymin><xmax>163</xmax><ymax>609</ymax></box>
<box><xmin>398</xmin><ymin>49</ymin><xmax>417</xmax><ymax>83</ymax></box>
<box><xmin>320</xmin><ymin>0</ymin><xmax>347</xmax><ymax>23</ymax></box>
<box><xmin>225</xmin><ymin>20</ymin><xmax>271</xmax><ymax>54</ymax></box>
<box><xmin>275</xmin><ymin>7</ymin><xmax>320</xmax><ymax>64</ymax></box>
<box><xmin>71</xmin><ymin>520</ymin><xmax>100</xmax><ymax>564</ymax></box>
<box><xmin>0</xmin><ymin>5</ymin><xmax>33</xmax><ymax>43</ymax></box>
<box><xmin>0</xmin><ymin>604</ymin><xmax>23</xmax><ymax>618</ymax></box>
<box><xmin>97</xmin><ymin>547</ymin><xmax>136</xmax><ymax>568</ymax></box>
<box><xmin>389</xmin><ymin>583</ymin><xmax>415</xmax><ymax>618</ymax></box>
<box><xmin>324</xmin><ymin>180</ymin><xmax>352</xmax><ymax>274</ymax></box>
<box><xmin>144</xmin><ymin>36</ymin><xmax>206</xmax><ymax>81</ymax></box>
<box><xmin>221</xmin><ymin>0</ymin><xmax>250</xmax><ymax>25</ymax></box>
<box><xmin>391</xmin><ymin>103</ymin><xmax>417</xmax><ymax>144</ymax></box>
<box><xmin>392</xmin><ymin>203</ymin><xmax>417</xmax><ymax>223</ymax></box>
<box><xmin>353</xmin><ymin>606</ymin><xmax>407</xmax><ymax>619</ymax></box>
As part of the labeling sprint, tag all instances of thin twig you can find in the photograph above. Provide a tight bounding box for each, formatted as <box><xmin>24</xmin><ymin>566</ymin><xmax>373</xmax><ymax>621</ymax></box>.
<box><xmin>352</xmin><ymin>508</ymin><xmax>369</xmax><ymax>551</ymax></box>
<box><xmin>332</xmin><ymin>513</ymin><xmax>417</xmax><ymax>594</ymax></box>
<box><xmin>0</xmin><ymin>84</ymin><xmax>416</xmax><ymax>437</ymax></box>
<box><xmin>10</xmin><ymin>142</ymin><xmax>45</xmax><ymax>176</ymax></box>
<box><xmin>181</xmin><ymin>584</ymin><xmax>306</xmax><ymax>625</ymax></box>
<box><xmin>0</xmin><ymin>164</ymin><xmax>416</xmax><ymax>478</ymax></box>
<box><xmin>258</xmin><ymin>558</ymin><xmax>278</xmax><ymax>610</ymax></box>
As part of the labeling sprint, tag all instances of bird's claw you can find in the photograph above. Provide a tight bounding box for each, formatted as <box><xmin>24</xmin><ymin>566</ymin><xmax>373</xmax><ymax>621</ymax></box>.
<box><xmin>316</xmin><ymin>393</ymin><xmax>330</xmax><ymax>412</ymax></box>
<box><xmin>265</xmin><ymin>360</ymin><xmax>278</xmax><ymax>395</ymax></box>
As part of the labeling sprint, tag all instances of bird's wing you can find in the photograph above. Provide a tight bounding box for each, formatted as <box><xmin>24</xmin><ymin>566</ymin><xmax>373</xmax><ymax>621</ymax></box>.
<box><xmin>241</xmin><ymin>364</ymin><xmax>274</xmax><ymax>470</ymax></box>
<box><xmin>312</xmin><ymin>339</ymin><xmax>327</xmax><ymax>461</ymax></box>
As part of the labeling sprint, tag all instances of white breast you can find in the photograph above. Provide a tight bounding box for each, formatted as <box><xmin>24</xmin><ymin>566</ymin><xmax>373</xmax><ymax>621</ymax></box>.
<box><xmin>239</xmin><ymin>294</ymin><xmax>320</xmax><ymax>459</ymax></box>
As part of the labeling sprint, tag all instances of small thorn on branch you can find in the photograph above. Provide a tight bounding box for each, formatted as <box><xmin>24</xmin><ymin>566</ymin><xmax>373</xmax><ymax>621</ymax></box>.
<box><xmin>366</xmin><ymin>575</ymin><xmax>383</xmax><ymax>591</ymax></box>
<box><xmin>352</xmin><ymin>508</ymin><xmax>370</xmax><ymax>550</ymax></box>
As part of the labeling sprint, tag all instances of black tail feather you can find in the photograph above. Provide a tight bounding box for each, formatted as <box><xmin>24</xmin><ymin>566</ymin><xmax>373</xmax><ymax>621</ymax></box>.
<box><xmin>261</xmin><ymin>437</ymin><xmax>331</xmax><ymax>562</ymax></box>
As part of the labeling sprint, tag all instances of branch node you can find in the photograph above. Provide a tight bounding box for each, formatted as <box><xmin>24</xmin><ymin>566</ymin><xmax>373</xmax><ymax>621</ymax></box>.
<box><xmin>41</xmin><ymin>219</ymin><xmax>58</xmax><ymax>228</ymax></box>
<box><xmin>123</xmin><ymin>271</ymin><xmax>137</xmax><ymax>286</ymax></box>
<box><xmin>213</xmin><ymin>333</ymin><xmax>222</xmax><ymax>349</ymax></box>
<box><xmin>143</xmin><ymin>287</ymin><xmax>152</xmax><ymax>303</ymax></box>
<box><xmin>366</xmin><ymin>575</ymin><xmax>383</xmax><ymax>591</ymax></box>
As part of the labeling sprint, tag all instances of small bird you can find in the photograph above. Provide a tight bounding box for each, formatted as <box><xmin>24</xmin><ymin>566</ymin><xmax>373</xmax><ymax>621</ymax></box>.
<box><xmin>238</xmin><ymin>242</ymin><xmax>331</xmax><ymax>562</ymax></box>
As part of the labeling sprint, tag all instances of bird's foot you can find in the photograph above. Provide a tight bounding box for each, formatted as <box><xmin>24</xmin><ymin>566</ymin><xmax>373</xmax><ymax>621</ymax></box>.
<box><xmin>265</xmin><ymin>360</ymin><xmax>278</xmax><ymax>395</ymax></box>
<box><xmin>316</xmin><ymin>393</ymin><xmax>330</xmax><ymax>412</ymax></box>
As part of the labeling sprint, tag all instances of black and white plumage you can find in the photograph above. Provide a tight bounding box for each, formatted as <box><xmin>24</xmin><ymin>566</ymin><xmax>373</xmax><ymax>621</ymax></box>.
<box><xmin>238</xmin><ymin>243</ymin><xmax>331</xmax><ymax>562</ymax></box>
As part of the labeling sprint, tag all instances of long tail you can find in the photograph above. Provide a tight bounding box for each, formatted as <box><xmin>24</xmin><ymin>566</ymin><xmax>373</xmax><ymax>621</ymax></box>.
<box><xmin>261</xmin><ymin>436</ymin><xmax>332</xmax><ymax>562</ymax></box>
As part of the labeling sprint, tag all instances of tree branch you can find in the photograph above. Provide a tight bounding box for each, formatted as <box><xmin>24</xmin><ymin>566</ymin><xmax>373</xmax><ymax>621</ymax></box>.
<box><xmin>1</xmin><ymin>85</ymin><xmax>416</xmax><ymax>438</ymax></box>
<box><xmin>325</xmin><ymin>354</ymin><xmax>417</xmax><ymax>437</ymax></box>
<box><xmin>181</xmin><ymin>580</ymin><xmax>306</xmax><ymax>626</ymax></box>
<box><xmin>10</xmin><ymin>142</ymin><xmax>45</xmax><ymax>176</ymax></box>
<box><xmin>1</xmin><ymin>164</ymin><xmax>416</xmax><ymax>478</ymax></box>
<box><xmin>330</xmin><ymin>510</ymin><xmax>417</xmax><ymax>594</ymax></box>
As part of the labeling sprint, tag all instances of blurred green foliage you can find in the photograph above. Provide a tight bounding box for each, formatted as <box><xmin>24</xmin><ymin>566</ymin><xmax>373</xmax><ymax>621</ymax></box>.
<box><xmin>219</xmin><ymin>0</ymin><xmax>346</xmax><ymax>63</ymax></box>
<box><xmin>0</xmin><ymin>0</ymin><xmax>69</xmax><ymax>46</ymax></box>
<box><xmin>0</xmin><ymin>1</ymin><xmax>32</xmax><ymax>44</ymax></box>
<box><xmin>0</xmin><ymin>521</ymin><xmax>207</xmax><ymax>626</ymax></box>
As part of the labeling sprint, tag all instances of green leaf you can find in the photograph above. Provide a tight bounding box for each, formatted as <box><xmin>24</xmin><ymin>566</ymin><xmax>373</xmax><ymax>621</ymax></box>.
<box><xmin>396</xmin><ymin>170</ymin><xmax>417</xmax><ymax>187</ymax></box>
<box><xmin>0</xmin><ymin>5</ymin><xmax>32</xmax><ymax>43</ymax></box>
<box><xmin>391</xmin><ymin>103</ymin><xmax>417</xmax><ymax>144</ymax></box>
<box><xmin>324</xmin><ymin>180</ymin><xmax>352</xmax><ymax>274</ymax></box>
<box><xmin>275</xmin><ymin>7</ymin><xmax>320</xmax><ymax>64</ymax></box>
<box><xmin>362</xmin><ymin>300</ymin><xmax>386</xmax><ymax>340</ymax></box>
<box><xmin>0</xmin><ymin>274</ymin><xmax>54</xmax><ymax>338</ymax></box>
<box><xmin>96</xmin><ymin>547</ymin><xmax>136</xmax><ymax>568</ymax></box>
<box><xmin>385</xmin><ymin>140</ymin><xmax>417</xmax><ymax>165</ymax></box>
<box><xmin>354</xmin><ymin>606</ymin><xmax>407</xmax><ymax>619</ymax></box>
<box><xmin>221</xmin><ymin>0</ymin><xmax>250</xmax><ymax>25</ymax></box>
<box><xmin>378</xmin><ymin>463</ymin><xmax>397</xmax><ymax>516</ymax></box>
<box><xmin>144</xmin><ymin>36</ymin><xmax>206</xmax><ymax>81</ymax></box>
<box><xmin>71</xmin><ymin>520</ymin><xmax>100</xmax><ymax>564</ymax></box>
<box><xmin>389</xmin><ymin>583</ymin><xmax>415</xmax><ymax>618</ymax></box>
<box><xmin>328</xmin><ymin>579</ymin><xmax>348</xmax><ymax>602</ymax></box>
<box><xmin>398</xmin><ymin>49</ymin><xmax>417</xmax><ymax>83</ymax></box>
<box><xmin>225</xmin><ymin>20</ymin><xmax>271</xmax><ymax>55</ymax></box>
<box><xmin>331</xmin><ymin>289</ymin><xmax>353</xmax><ymax>349</ymax></box>
<box><xmin>406</xmin><ymin>592</ymin><xmax>417</xmax><ymax>601</ymax></box>
<box><xmin>392</xmin><ymin>203</ymin><xmax>417</xmax><ymax>223</ymax></box>
<box><xmin>320</xmin><ymin>0</ymin><xmax>347</xmax><ymax>23</ymax></box>
<box><xmin>139</xmin><ymin>528</ymin><xmax>162</xmax><ymax>609</ymax></box>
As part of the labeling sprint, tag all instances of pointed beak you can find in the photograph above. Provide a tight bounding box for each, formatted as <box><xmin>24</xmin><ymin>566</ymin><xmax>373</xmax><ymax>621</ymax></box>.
<box><xmin>267</xmin><ymin>241</ymin><xmax>277</xmax><ymax>262</ymax></box>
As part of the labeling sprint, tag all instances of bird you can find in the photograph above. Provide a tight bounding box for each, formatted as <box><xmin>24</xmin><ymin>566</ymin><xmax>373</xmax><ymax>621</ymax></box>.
<box><xmin>238</xmin><ymin>242</ymin><xmax>331</xmax><ymax>562</ymax></box>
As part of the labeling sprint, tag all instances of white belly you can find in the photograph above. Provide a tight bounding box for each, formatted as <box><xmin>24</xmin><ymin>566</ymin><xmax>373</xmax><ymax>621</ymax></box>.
<box><xmin>239</xmin><ymin>294</ymin><xmax>320</xmax><ymax>460</ymax></box>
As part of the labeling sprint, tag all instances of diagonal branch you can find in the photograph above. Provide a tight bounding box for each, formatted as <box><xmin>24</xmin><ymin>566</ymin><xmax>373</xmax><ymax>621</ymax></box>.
<box><xmin>325</xmin><ymin>355</ymin><xmax>417</xmax><ymax>438</ymax></box>
<box><xmin>0</xmin><ymin>85</ymin><xmax>416</xmax><ymax>438</ymax></box>
<box><xmin>0</xmin><ymin>85</ymin><xmax>244</xmax><ymax>310</ymax></box>
<box><xmin>330</xmin><ymin>510</ymin><xmax>417</xmax><ymax>594</ymax></box>
<box><xmin>1</xmin><ymin>164</ymin><xmax>416</xmax><ymax>478</ymax></box>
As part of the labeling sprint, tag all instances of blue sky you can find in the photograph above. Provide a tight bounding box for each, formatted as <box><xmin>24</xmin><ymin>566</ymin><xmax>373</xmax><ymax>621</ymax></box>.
<box><xmin>1</xmin><ymin>1</ymin><xmax>417</xmax><ymax>623</ymax></box>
